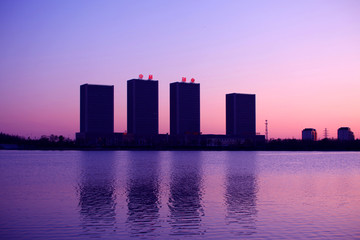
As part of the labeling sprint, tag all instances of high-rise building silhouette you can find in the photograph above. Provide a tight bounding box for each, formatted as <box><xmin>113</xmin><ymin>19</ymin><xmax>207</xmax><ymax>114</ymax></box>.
<box><xmin>80</xmin><ymin>84</ymin><xmax>114</xmax><ymax>134</ymax></box>
<box><xmin>127</xmin><ymin>79</ymin><xmax>158</xmax><ymax>135</ymax></box>
<box><xmin>226</xmin><ymin>93</ymin><xmax>255</xmax><ymax>138</ymax></box>
<box><xmin>170</xmin><ymin>81</ymin><xmax>200</xmax><ymax>135</ymax></box>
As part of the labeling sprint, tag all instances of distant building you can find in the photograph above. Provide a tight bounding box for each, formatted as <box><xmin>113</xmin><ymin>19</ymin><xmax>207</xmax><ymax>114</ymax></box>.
<box><xmin>226</xmin><ymin>93</ymin><xmax>256</xmax><ymax>139</ymax></box>
<box><xmin>170</xmin><ymin>81</ymin><xmax>200</xmax><ymax>135</ymax></box>
<box><xmin>76</xmin><ymin>84</ymin><xmax>114</xmax><ymax>145</ymax></box>
<box><xmin>127</xmin><ymin>78</ymin><xmax>158</xmax><ymax>135</ymax></box>
<box><xmin>302</xmin><ymin>128</ymin><xmax>317</xmax><ymax>141</ymax></box>
<box><xmin>338</xmin><ymin>127</ymin><xmax>354</xmax><ymax>141</ymax></box>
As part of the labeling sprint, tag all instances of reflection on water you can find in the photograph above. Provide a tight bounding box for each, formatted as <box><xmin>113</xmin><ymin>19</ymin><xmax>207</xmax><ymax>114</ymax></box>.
<box><xmin>168</xmin><ymin>152</ymin><xmax>204</xmax><ymax>236</ymax></box>
<box><xmin>1</xmin><ymin>151</ymin><xmax>360</xmax><ymax>239</ymax></box>
<box><xmin>125</xmin><ymin>152</ymin><xmax>161</xmax><ymax>237</ymax></box>
<box><xmin>224</xmin><ymin>152</ymin><xmax>258</xmax><ymax>236</ymax></box>
<box><xmin>77</xmin><ymin>152</ymin><xmax>117</xmax><ymax>237</ymax></box>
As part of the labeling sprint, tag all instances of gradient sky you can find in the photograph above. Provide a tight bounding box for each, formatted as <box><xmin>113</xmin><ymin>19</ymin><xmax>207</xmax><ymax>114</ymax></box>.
<box><xmin>1</xmin><ymin>0</ymin><xmax>359</xmax><ymax>139</ymax></box>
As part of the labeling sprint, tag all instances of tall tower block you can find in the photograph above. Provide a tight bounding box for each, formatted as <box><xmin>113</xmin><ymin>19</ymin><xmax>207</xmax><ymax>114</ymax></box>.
<box><xmin>127</xmin><ymin>78</ymin><xmax>159</xmax><ymax>135</ymax></box>
<box><xmin>80</xmin><ymin>84</ymin><xmax>114</xmax><ymax>134</ymax></box>
<box><xmin>226</xmin><ymin>93</ymin><xmax>256</xmax><ymax>138</ymax></box>
<box><xmin>170</xmin><ymin>80</ymin><xmax>200</xmax><ymax>135</ymax></box>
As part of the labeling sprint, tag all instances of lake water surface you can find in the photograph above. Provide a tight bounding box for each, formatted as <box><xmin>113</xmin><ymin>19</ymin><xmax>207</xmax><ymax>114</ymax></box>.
<box><xmin>1</xmin><ymin>151</ymin><xmax>360</xmax><ymax>239</ymax></box>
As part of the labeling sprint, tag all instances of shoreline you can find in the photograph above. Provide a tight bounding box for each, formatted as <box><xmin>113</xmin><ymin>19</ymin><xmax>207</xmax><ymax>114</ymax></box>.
<box><xmin>2</xmin><ymin>146</ymin><xmax>360</xmax><ymax>152</ymax></box>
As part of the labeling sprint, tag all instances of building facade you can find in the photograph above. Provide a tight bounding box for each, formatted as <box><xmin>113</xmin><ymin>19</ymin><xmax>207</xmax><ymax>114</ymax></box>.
<box><xmin>302</xmin><ymin>128</ymin><xmax>317</xmax><ymax>141</ymax></box>
<box><xmin>80</xmin><ymin>84</ymin><xmax>114</xmax><ymax>134</ymax></box>
<box><xmin>170</xmin><ymin>82</ymin><xmax>200</xmax><ymax>135</ymax></box>
<box><xmin>338</xmin><ymin>127</ymin><xmax>355</xmax><ymax>141</ymax></box>
<box><xmin>226</xmin><ymin>93</ymin><xmax>256</xmax><ymax>139</ymax></box>
<box><xmin>127</xmin><ymin>79</ymin><xmax>158</xmax><ymax>135</ymax></box>
<box><xmin>76</xmin><ymin>84</ymin><xmax>114</xmax><ymax>146</ymax></box>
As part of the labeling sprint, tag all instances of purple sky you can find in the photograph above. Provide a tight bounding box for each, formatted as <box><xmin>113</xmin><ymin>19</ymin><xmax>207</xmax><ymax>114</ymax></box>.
<box><xmin>1</xmin><ymin>0</ymin><xmax>360</xmax><ymax>139</ymax></box>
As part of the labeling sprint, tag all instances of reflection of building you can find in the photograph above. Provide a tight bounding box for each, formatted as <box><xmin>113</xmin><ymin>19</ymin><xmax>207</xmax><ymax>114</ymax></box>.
<box><xmin>225</xmin><ymin>152</ymin><xmax>258</xmax><ymax>236</ymax></box>
<box><xmin>302</xmin><ymin>128</ymin><xmax>317</xmax><ymax>141</ymax></box>
<box><xmin>168</xmin><ymin>152</ymin><xmax>204</xmax><ymax>235</ymax></box>
<box><xmin>76</xmin><ymin>84</ymin><xmax>114</xmax><ymax>145</ymax></box>
<box><xmin>226</xmin><ymin>93</ymin><xmax>256</xmax><ymax>139</ymax></box>
<box><xmin>78</xmin><ymin>152</ymin><xmax>116</xmax><ymax>236</ymax></box>
<box><xmin>338</xmin><ymin>127</ymin><xmax>355</xmax><ymax>141</ymax></box>
<box><xmin>127</xmin><ymin>79</ymin><xmax>158</xmax><ymax>136</ymax></box>
<box><xmin>126</xmin><ymin>152</ymin><xmax>160</xmax><ymax>236</ymax></box>
<box><xmin>170</xmin><ymin>81</ymin><xmax>200</xmax><ymax>135</ymax></box>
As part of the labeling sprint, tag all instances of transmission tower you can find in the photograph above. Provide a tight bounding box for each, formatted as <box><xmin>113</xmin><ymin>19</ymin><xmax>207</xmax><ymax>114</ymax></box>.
<box><xmin>324</xmin><ymin>128</ymin><xmax>328</xmax><ymax>139</ymax></box>
<box><xmin>265</xmin><ymin>120</ymin><xmax>268</xmax><ymax>141</ymax></box>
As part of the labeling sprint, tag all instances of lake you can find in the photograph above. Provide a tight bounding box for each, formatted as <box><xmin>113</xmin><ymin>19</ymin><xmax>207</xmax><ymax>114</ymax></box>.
<box><xmin>1</xmin><ymin>151</ymin><xmax>360</xmax><ymax>239</ymax></box>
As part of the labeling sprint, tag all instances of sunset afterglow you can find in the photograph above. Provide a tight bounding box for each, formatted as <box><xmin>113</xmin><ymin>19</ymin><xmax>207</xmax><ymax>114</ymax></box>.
<box><xmin>1</xmin><ymin>1</ymin><xmax>359</xmax><ymax>139</ymax></box>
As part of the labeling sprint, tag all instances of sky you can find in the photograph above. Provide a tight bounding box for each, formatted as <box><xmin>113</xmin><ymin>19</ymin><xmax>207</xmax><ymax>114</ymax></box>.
<box><xmin>0</xmin><ymin>0</ymin><xmax>360</xmax><ymax>139</ymax></box>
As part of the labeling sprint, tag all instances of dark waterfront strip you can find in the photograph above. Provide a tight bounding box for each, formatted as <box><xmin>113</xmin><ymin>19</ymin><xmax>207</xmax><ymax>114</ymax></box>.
<box><xmin>2</xmin><ymin>132</ymin><xmax>360</xmax><ymax>151</ymax></box>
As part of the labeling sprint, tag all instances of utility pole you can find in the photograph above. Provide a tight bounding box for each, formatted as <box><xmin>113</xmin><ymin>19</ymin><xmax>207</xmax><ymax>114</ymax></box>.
<box><xmin>265</xmin><ymin>120</ymin><xmax>268</xmax><ymax>141</ymax></box>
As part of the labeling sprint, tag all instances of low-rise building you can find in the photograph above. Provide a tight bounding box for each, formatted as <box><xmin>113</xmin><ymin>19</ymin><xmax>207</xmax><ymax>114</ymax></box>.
<box><xmin>338</xmin><ymin>127</ymin><xmax>355</xmax><ymax>141</ymax></box>
<box><xmin>302</xmin><ymin>128</ymin><xmax>317</xmax><ymax>141</ymax></box>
